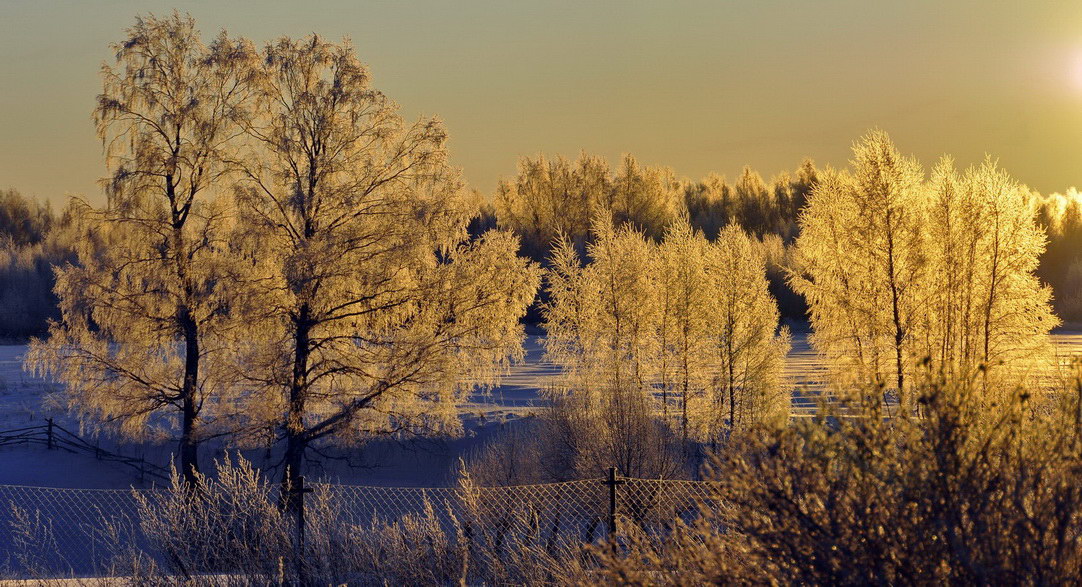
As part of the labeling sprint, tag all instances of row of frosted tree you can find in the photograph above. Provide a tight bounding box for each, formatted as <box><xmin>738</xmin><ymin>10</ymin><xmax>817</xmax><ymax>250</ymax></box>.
<box><xmin>485</xmin><ymin>154</ymin><xmax>817</xmax><ymax>319</ymax></box>
<box><xmin>3</xmin><ymin>14</ymin><xmax>1067</xmax><ymax>494</ymax></box>
<box><xmin>471</xmin><ymin>133</ymin><xmax>1060</xmax><ymax>481</ymax></box>
<box><xmin>489</xmin><ymin>153</ymin><xmax>816</xmax><ymax>252</ymax></box>
<box><xmin>9</xmin><ymin>152</ymin><xmax>1081</xmax><ymax>337</ymax></box>
<box><xmin>544</xmin><ymin>220</ymin><xmax>789</xmax><ymax>451</ymax></box>
<box><xmin>796</xmin><ymin>133</ymin><xmax>1057</xmax><ymax>411</ymax></box>
<box><xmin>488</xmin><ymin>147</ymin><xmax>1082</xmax><ymax>327</ymax></box>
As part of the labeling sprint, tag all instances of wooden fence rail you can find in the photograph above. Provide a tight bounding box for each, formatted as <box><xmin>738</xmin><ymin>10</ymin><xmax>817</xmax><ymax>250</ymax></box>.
<box><xmin>0</xmin><ymin>419</ymin><xmax>170</xmax><ymax>482</ymax></box>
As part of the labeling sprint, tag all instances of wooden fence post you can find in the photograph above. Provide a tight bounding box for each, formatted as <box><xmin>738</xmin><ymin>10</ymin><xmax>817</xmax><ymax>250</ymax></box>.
<box><xmin>294</xmin><ymin>475</ymin><xmax>313</xmax><ymax>584</ymax></box>
<box><xmin>604</xmin><ymin>467</ymin><xmax>625</xmax><ymax>539</ymax></box>
<box><xmin>46</xmin><ymin>418</ymin><xmax>54</xmax><ymax>450</ymax></box>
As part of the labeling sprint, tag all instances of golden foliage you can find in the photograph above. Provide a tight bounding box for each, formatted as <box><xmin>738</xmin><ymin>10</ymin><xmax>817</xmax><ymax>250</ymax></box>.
<box><xmin>544</xmin><ymin>214</ymin><xmax>788</xmax><ymax>452</ymax></box>
<box><xmin>793</xmin><ymin>131</ymin><xmax>1057</xmax><ymax>408</ymax></box>
<box><xmin>224</xmin><ymin>34</ymin><xmax>541</xmax><ymax>467</ymax></box>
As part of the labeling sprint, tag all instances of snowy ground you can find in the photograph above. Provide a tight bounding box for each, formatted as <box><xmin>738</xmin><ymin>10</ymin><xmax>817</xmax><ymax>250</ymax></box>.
<box><xmin>0</xmin><ymin>332</ymin><xmax>1080</xmax><ymax>489</ymax></box>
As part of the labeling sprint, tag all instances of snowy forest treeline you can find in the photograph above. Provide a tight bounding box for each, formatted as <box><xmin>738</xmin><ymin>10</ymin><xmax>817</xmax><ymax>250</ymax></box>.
<box><xmin>6</xmin><ymin>144</ymin><xmax>1082</xmax><ymax>338</ymax></box>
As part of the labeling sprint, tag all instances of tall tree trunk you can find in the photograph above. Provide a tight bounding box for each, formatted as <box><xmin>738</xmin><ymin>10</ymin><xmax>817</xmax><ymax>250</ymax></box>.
<box><xmin>728</xmin><ymin>364</ymin><xmax>735</xmax><ymax>438</ymax></box>
<box><xmin>885</xmin><ymin>214</ymin><xmax>906</xmax><ymax>409</ymax></box>
<box><xmin>726</xmin><ymin>314</ymin><xmax>736</xmax><ymax>439</ymax></box>
<box><xmin>179</xmin><ymin>309</ymin><xmax>201</xmax><ymax>487</ymax></box>
<box><xmin>172</xmin><ymin>205</ymin><xmax>201</xmax><ymax>488</ymax></box>
<box><xmin>282</xmin><ymin>434</ymin><xmax>305</xmax><ymax>513</ymax></box>
<box><xmin>283</xmin><ymin>303</ymin><xmax>311</xmax><ymax>512</ymax></box>
<box><xmin>681</xmin><ymin>320</ymin><xmax>690</xmax><ymax>446</ymax></box>
<box><xmin>982</xmin><ymin>216</ymin><xmax>1001</xmax><ymax>395</ymax></box>
<box><xmin>682</xmin><ymin>364</ymin><xmax>689</xmax><ymax>447</ymax></box>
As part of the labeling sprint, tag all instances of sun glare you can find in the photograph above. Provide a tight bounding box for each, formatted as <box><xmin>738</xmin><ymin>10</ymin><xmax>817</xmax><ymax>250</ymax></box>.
<box><xmin>1071</xmin><ymin>50</ymin><xmax>1082</xmax><ymax>91</ymax></box>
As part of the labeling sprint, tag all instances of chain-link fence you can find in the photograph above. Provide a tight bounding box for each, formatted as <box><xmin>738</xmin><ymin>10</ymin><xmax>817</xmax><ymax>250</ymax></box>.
<box><xmin>0</xmin><ymin>484</ymin><xmax>146</xmax><ymax>577</ymax></box>
<box><xmin>319</xmin><ymin>477</ymin><xmax>610</xmax><ymax>547</ymax></box>
<box><xmin>0</xmin><ymin>470</ymin><xmax>720</xmax><ymax>580</ymax></box>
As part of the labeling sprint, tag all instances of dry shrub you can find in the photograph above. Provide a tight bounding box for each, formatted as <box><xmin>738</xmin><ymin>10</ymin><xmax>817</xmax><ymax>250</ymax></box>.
<box><xmin>595</xmin><ymin>361</ymin><xmax>1082</xmax><ymax>584</ymax></box>
<box><xmin>301</xmin><ymin>474</ymin><xmax>592</xmax><ymax>585</ymax></box>
<box><xmin>5</xmin><ymin>454</ymin><xmax>596</xmax><ymax>584</ymax></box>
<box><xmin>465</xmin><ymin>393</ymin><xmax>686</xmax><ymax>486</ymax></box>
<box><xmin>5</xmin><ymin>505</ymin><xmax>62</xmax><ymax>578</ymax></box>
<box><xmin>134</xmin><ymin>455</ymin><xmax>294</xmax><ymax>582</ymax></box>
<box><xmin>122</xmin><ymin>456</ymin><xmax>592</xmax><ymax>584</ymax></box>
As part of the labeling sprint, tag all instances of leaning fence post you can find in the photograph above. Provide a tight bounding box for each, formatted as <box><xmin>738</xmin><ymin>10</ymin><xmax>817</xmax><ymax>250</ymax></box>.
<box><xmin>46</xmin><ymin>418</ymin><xmax>54</xmax><ymax>450</ymax></box>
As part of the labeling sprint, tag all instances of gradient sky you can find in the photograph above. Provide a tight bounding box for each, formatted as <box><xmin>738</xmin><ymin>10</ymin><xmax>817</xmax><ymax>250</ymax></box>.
<box><xmin>3</xmin><ymin>0</ymin><xmax>1082</xmax><ymax>205</ymax></box>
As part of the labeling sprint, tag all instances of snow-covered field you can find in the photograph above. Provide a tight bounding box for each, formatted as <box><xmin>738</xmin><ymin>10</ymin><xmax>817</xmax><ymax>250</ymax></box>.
<box><xmin>0</xmin><ymin>332</ymin><xmax>1080</xmax><ymax>489</ymax></box>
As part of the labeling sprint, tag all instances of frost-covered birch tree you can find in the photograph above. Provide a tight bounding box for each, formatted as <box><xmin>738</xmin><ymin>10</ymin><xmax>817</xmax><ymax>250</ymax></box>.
<box><xmin>25</xmin><ymin>14</ymin><xmax>254</xmax><ymax>484</ymax></box>
<box><xmin>702</xmin><ymin>225</ymin><xmax>790</xmax><ymax>441</ymax></box>
<box><xmin>655</xmin><ymin>220</ymin><xmax>789</xmax><ymax>444</ymax></box>
<box><xmin>545</xmin><ymin>217</ymin><xmax>660</xmax><ymax>404</ymax></box>
<box><xmin>794</xmin><ymin>131</ymin><xmax>1057</xmax><ymax>408</ymax></box>
<box><xmin>655</xmin><ymin>219</ymin><xmax>714</xmax><ymax>442</ymax></box>
<box><xmin>919</xmin><ymin>157</ymin><xmax>1057</xmax><ymax>394</ymax></box>
<box><xmin>546</xmin><ymin>214</ymin><xmax>788</xmax><ymax>467</ymax></box>
<box><xmin>792</xmin><ymin>131</ymin><xmax>925</xmax><ymax>408</ymax></box>
<box><xmin>544</xmin><ymin>217</ymin><xmax>672</xmax><ymax>475</ymax></box>
<box><xmin>228</xmin><ymin>35</ymin><xmax>540</xmax><ymax>497</ymax></box>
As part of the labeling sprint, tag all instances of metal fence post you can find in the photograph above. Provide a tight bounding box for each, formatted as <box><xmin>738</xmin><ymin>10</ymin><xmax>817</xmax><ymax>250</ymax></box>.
<box><xmin>46</xmin><ymin>418</ymin><xmax>54</xmax><ymax>450</ymax></box>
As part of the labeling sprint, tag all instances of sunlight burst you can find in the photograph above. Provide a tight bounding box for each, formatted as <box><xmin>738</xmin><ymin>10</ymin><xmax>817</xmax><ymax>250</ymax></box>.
<box><xmin>1071</xmin><ymin>50</ymin><xmax>1082</xmax><ymax>91</ymax></box>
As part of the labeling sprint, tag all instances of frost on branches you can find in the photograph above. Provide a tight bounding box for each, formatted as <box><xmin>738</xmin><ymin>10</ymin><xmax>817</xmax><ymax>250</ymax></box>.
<box><xmin>792</xmin><ymin>131</ymin><xmax>1057</xmax><ymax>410</ymax></box>
<box><xmin>544</xmin><ymin>215</ymin><xmax>789</xmax><ymax>458</ymax></box>
<box><xmin>26</xmin><ymin>14</ymin><xmax>255</xmax><ymax>484</ymax></box>
<box><xmin>27</xmin><ymin>20</ymin><xmax>541</xmax><ymax>492</ymax></box>
<box><xmin>225</xmin><ymin>35</ymin><xmax>541</xmax><ymax>494</ymax></box>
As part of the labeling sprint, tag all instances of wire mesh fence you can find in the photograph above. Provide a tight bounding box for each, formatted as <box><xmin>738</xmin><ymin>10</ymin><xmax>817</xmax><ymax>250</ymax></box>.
<box><xmin>0</xmin><ymin>484</ymin><xmax>146</xmax><ymax>577</ymax></box>
<box><xmin>617</xmin><ymin>477</ymin><xmax>723</xmax><ymax>530</ymax></box>
<box><xmin>317</xmin><ymin>477</ymin><xmax>612</xmax><ymax>550</ymax></box>
<box><xmin>0</xmin><ymin>470</ymin><xmax>721</xmax><ymax>580</ymax></box>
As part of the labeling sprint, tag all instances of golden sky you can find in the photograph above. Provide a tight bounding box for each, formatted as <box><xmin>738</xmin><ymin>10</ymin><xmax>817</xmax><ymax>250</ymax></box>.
<box><xmin>2</xmin><ymin>0</ymin><xmax>1082</xmax><ymax>204</ymax></box>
